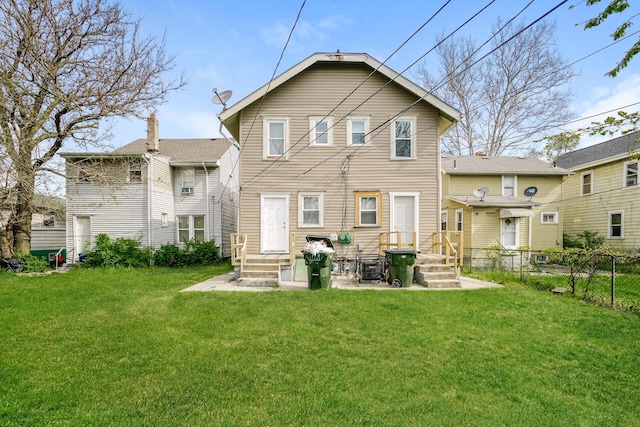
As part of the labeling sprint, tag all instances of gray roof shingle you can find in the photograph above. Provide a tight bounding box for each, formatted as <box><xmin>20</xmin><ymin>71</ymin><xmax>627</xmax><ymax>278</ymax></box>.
<box><xmin>555</xmin><ymin>131</ymin><xmax>640</xmax><ymax>169</ymax></box>
<box><xmin>113</xmin><ymin>138</ymin><xmax>232</xmax><ymax>163</ymax></box>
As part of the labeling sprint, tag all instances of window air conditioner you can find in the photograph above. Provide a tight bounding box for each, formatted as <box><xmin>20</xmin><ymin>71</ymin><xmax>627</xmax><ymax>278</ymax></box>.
<box><xmin>181</xmin><ymin>187</ymin><xmax>194</xmax><ymax>194</ymax></box>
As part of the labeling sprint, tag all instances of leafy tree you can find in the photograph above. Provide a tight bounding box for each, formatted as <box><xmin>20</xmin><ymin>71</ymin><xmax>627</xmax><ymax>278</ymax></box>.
<box><xmin>0</xmin><ymin>0</ymin><xmax>185</xmax><ymax>257</ymax></box>
<box><xmin>580</xmin><ymin>0</ymin><xmax>639</xmax><ymax>77</ymax></box>
<box><xmin>415</xmin><ymin>19</ymin><xmax>576</xmax><ymax>156</ymax></box>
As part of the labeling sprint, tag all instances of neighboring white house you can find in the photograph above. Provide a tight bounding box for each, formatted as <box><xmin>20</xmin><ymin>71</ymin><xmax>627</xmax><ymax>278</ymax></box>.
<box><xmin>60</xmin><ymin>116</ymin><xmax>239</xmax><ymax>261</ymax></box>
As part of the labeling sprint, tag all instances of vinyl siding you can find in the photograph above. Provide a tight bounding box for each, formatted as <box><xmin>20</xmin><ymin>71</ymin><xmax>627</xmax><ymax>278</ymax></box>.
<box><xmin>237</xmin><ymin>62</ymin><xmax>441</xmax><ymax>256</ymax></box>
<box><xmin>563</xmin><ymin>159</ymin><xmax>640</xmax><ymax>249</ymax></box>
<box><xmin>444</xmin><ymin>174</ymin><xmax>564</xmax><ymax>250</ymax></box>
<box><xmin>217</xmin><ymin>145</ymin><xmax>239</xmax><ymax>258</ymax></box>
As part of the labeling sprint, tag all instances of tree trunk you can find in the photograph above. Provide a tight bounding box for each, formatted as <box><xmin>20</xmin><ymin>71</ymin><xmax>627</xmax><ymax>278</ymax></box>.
<box><xmin>13</xmin><ymin>170</ymin><xmax>35</xmax><ymax>255</ymax></box>
<box><xmin>0</xmin><ymin>222</ymin><xmax>14</xmax><ymax>258</ymax></box>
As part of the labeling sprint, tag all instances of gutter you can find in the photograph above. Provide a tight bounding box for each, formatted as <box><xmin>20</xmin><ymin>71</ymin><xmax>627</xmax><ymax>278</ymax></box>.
<box><xmin>143</xmin><ymin>153</ymin><xmax>153</xmax><ymax>250</ymax></box>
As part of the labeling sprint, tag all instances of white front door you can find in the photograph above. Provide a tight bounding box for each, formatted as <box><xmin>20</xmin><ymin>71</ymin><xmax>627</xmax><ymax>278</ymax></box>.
<box><xmin>391</xmin><ymin>194</ymin><xmax>418</xmax><ymax>248</ymax></box>
<box><xmin>75</xmin><ymin>216</ymin><xmax>91</xmax><ymax>258</ymax></box>
<box><xmin>501</xmin><ymin>217</ymin><xmax>519</xmax><ymax>249</ymax></box>
<box><xmin>261</xmin><ymin>195</ymin><xmax>289</xmax><ymax>253</ymax></box>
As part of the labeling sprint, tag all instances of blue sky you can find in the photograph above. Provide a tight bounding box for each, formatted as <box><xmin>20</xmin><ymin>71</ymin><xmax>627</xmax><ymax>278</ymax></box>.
<box><xmin>104</xmin><ymin>0</ymin><xmax>640</xmax><ymax>150</ymax></box>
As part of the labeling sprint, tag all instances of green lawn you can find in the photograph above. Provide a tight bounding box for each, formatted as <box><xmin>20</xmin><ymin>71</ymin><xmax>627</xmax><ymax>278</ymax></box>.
<box><xmin>1</xmin><ymin>266</ymin><xmax>639</xmax><ymax>426</ymax></box>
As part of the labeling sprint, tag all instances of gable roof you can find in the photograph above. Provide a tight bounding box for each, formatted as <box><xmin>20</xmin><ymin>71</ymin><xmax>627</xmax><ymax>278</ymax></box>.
<box><xmin>442</xmin><ymin>156</ymin><xmax>570</xmax><ymax>176</ymax></box>
<box><xmin>555</xmin><ymin>131</ymin><xmax>640</xmax><ymax>169</ymax></box>
<box><xmin>61</xmin><ymin>138</ymin><xmax>232</xmax><ymax>165</ymax></box>
<box><xmin>218</xmin><ymin>52</ymin><xmax>461</xmax><ymax>136</ymax></box>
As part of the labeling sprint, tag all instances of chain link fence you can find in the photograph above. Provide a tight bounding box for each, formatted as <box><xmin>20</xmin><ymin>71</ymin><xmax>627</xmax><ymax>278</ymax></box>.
<box><xmin>465</xmin><ymin>247</ymin><xmax>640</xmax><ymax>314</ymax></box>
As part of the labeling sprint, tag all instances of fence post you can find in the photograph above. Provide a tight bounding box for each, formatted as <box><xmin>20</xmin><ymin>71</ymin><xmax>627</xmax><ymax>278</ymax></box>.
<box><xmin>519</xmin><ymin>249</ymin><xmax>523</xmax><ymax>282</ymax></box>
<box><xmin>611</xmin><ymin>255</ymin><xmax>616</xmax><ymax>309</ymax></box>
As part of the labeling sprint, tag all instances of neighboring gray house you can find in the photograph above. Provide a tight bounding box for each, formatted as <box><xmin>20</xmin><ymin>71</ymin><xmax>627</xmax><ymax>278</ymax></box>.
<box><xmin>60</xmin><ymin>116</ymin><xmax>239</xmax><ymax>260</ymax></box>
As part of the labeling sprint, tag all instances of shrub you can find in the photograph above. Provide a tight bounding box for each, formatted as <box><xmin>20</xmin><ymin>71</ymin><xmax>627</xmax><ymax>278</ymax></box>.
<box><xmin>82</xmin><ymin>234</ymin><xmax>151</xmax><ymax>268</ymax></box>
<box><xmin>17</xmin><ymin>253</ymin><xmax>50</xmax><ymax>273</ymax></box>
<box><xmin>153</xmin><ymin>243</ymin><xmax>183</xmax><ymax>267</ymax></box>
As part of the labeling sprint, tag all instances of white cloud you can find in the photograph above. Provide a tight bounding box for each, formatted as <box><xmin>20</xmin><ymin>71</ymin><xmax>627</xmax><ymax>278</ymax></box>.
<box><xmin>571</xmin><ymin>73</ymin><xmax>640</xmax><ymax>147</ymax></box>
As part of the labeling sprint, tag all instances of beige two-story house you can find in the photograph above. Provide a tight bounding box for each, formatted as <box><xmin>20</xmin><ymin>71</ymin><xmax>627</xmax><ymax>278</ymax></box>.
<box><xmin>556</xmin><ymin>131</ymin><xmax>640</xmax><ymax>250</ymax></box>
<box><xmin>441</xmin><ymin>155</ymin><xmax>570</xmax><ymax>261</ymax></box>
<box><xmin>218</xmin><ymin>52</ymin><xmax>461</xmax><ymax>278</ymax></box>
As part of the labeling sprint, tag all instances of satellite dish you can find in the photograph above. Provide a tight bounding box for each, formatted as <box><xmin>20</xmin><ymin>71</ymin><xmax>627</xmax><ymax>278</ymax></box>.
<box><xmin>211</xmin><ymin>88</ymin><xmax>233</xmax><ymax>108</ymax></box>
<box><xmin>473</xmin><ymin>187</ymin><xmax>489</xmax><ymax>200</ymax></box>
<box><xmin>523</xmin><ymin>186</ymin><xmax>538</xmax><ymax>198</ymax></box>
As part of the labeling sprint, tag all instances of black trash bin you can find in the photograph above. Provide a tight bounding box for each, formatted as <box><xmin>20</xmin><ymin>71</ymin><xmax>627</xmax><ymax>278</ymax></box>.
<box><xmin>303</xmin><ymin>235</ymin><xmax>334</xmax><ymax>290</ymax></box>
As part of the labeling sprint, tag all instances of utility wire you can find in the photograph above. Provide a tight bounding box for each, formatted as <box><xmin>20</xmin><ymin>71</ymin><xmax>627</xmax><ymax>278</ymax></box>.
<box><xmin>245</xmin><ymin>0</ymin><xmax>455</xmax><ymax>180</ymax></box>
<box><xmin>241</xmin><ymin>0</ymin><xmax>500</xmax><ymax>187</ymax></box>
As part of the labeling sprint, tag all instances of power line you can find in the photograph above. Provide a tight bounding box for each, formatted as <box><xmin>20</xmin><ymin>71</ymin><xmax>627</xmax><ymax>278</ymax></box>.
<box><xmin>256</xmin><ymin>1</ymin><xmax>567</xmax><ymax>186</ymax></box>
<box><xmin>241</xmin><ymin>0</ymin><xmax>500</xmax><ymax>188</ymax></box>
<box><xmin>218</xmin><ymin>0</ymin><xmax>306</xmax><ymax>199</ymax></box>
<box><xmin>241</xmin><ymin>0</ymin><xmax>458</xmax><ymax>185</ymax></box>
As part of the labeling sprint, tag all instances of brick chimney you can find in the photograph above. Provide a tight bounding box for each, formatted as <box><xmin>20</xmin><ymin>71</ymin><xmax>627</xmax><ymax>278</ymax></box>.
<box><xmin>146</xmin><ymin>114</ymin><xmax>159</xmax><ymax>153</ymax></box>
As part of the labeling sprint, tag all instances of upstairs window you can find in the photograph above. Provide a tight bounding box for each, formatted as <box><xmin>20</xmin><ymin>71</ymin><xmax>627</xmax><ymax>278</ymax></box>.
<box><xmin>181</xmin><ymin>168</ymin><xmax>195</xmax><ymax>195</ymax></box>
<box><xmin>309</xmin><ymin>117</ymin><xmax>332</xmax><ymax>146</ymax></box>
<box><xmin>581</xmin><ymin>171</ymin><xmax>593</xmax><ymax>196</ymax></box>
<box><xmin>625</xmin><ymin>161</ymin><xmax>638</xmax><ymax>187</ymax></box>
<box><xmin>502</xmin><ymin>175</ymin><xmax>516</xmax><ymax>196</ymax></box>
<box><xmin>391</xmin><ymin>118</ymin><xmax>416</xmax><ymax>159</ymax></box>
<box><xmin>347</xmin><ymin>117</ymin><xmax>369</xmax><ymax>146</ymax></box>
<box><xmin>128</xmin><ymin>159</ymin><xmax>142</xmax><ymax>182</ymax></box>
<box><xmin>263</xmin><ymin>117</ymin><xmax>289</xmax><ymax>159</ymax></box>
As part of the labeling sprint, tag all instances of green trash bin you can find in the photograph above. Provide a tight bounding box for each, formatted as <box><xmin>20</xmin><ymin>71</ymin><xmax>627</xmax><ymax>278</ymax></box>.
<box><xmin>303</xmin><ymin>235</ymin><xmax>334</xmax><ymax>290</ymax></box>
<box><xmin>385</xmin><ymin>248</ymin><xmax>418</xmax><ymax>287</ymax></box>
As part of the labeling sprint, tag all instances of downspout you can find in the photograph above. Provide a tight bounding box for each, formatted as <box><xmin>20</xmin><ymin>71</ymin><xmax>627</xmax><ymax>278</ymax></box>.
<box><xmin>143</xmin><ymin>153</ymin><xmax>153</xmax><ymax>249</ymax></box>
<box><xmin>203</xmin><ymin>162</ymin><xmax>210</xmax><ymax>241</ymax></box>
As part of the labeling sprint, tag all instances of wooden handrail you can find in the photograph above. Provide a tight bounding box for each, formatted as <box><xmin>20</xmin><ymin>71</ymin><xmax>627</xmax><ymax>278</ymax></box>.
<box><xmin>230</xmin><ymin>233</ymin><xmax>247</xmax><ymax>273</ymax></box>
<box><xmin>379</xmin><ymin>231</ymin><xmax>416</xmax><ymax>254</ymax></box>
<box><xmin>433</xmin><ymin>231</ymin><xmax>464</xmax><ymax>274</ymax></box>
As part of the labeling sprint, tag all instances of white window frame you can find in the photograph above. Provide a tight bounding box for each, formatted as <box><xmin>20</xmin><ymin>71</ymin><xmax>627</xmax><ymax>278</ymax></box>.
<box><xmin>440</xmin><ymin>211</ymin><xmax>448</xmax><ymax>231</ymax></box>
<box><xmin>298</xmin><ymin>193</ymin><xmax>324</xmax><ymax>228</ymax></box>
<box><xmin>177</xmin><ymin>215</ymin><xmax>206</xmax><ymax>243</ymax></box>
<box><xmin>581</xmin><ymin>170</ymin><xmax>593</xmax><ymax>196</ymax></box>
<box><xmin>263</xmin><ymin>116</ymin><xmax>289</xmax><ymax>159</ymax></box>
<box><xmin>608</xmin><ymin>211</ymin><xmax>624</xmax><ymax>239</ymax></box>
<box><xmin>309</xmin><ymin>116</ymin><xmax>333</xmax><ymax>146</ymax></box>
<box><xmin>347</xmin><ymin>116</ymin><xmax>370</xmax><ymax>146</ymax></box>
<box><xmin>455</xmin><ymin>209</ymin><xmax>463</xmax><ymax>232</ymax></box>
<box><xmin>161</xmin><ymin>213</ymin><xmax>168</xmax><ymax>228</ymax></box>
<box><xmin>541</xmin><ymin>212</ymin><xmax>558</xmax><ymax>224</ymax></box>
<box><xmin>502</xmin><ymin>175</ymin><xmax>517</xmax><ymax>197</ymax></box>
<box><xmin>624</xmin><ymin>160</ymin><xmax>638</xmax><ymax>188</ymax></box>
<box><xmin>390</xmin><ymin>117</ymin><xmax>416</xmax><ymax>160</ymax></box>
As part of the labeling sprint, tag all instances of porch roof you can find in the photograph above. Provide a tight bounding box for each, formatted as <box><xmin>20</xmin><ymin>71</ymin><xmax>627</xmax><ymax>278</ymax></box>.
<box><xmin>446</xmin><ymin>195</ymin><xmax>540</xmax><ymax>208</ymax></box>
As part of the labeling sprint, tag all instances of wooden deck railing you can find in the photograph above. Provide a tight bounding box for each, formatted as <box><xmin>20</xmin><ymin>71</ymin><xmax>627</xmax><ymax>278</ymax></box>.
<box><xmin>379</xmin><ymin>231</ymin><xmax>417</xmax><ymax>254</ymax></box>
